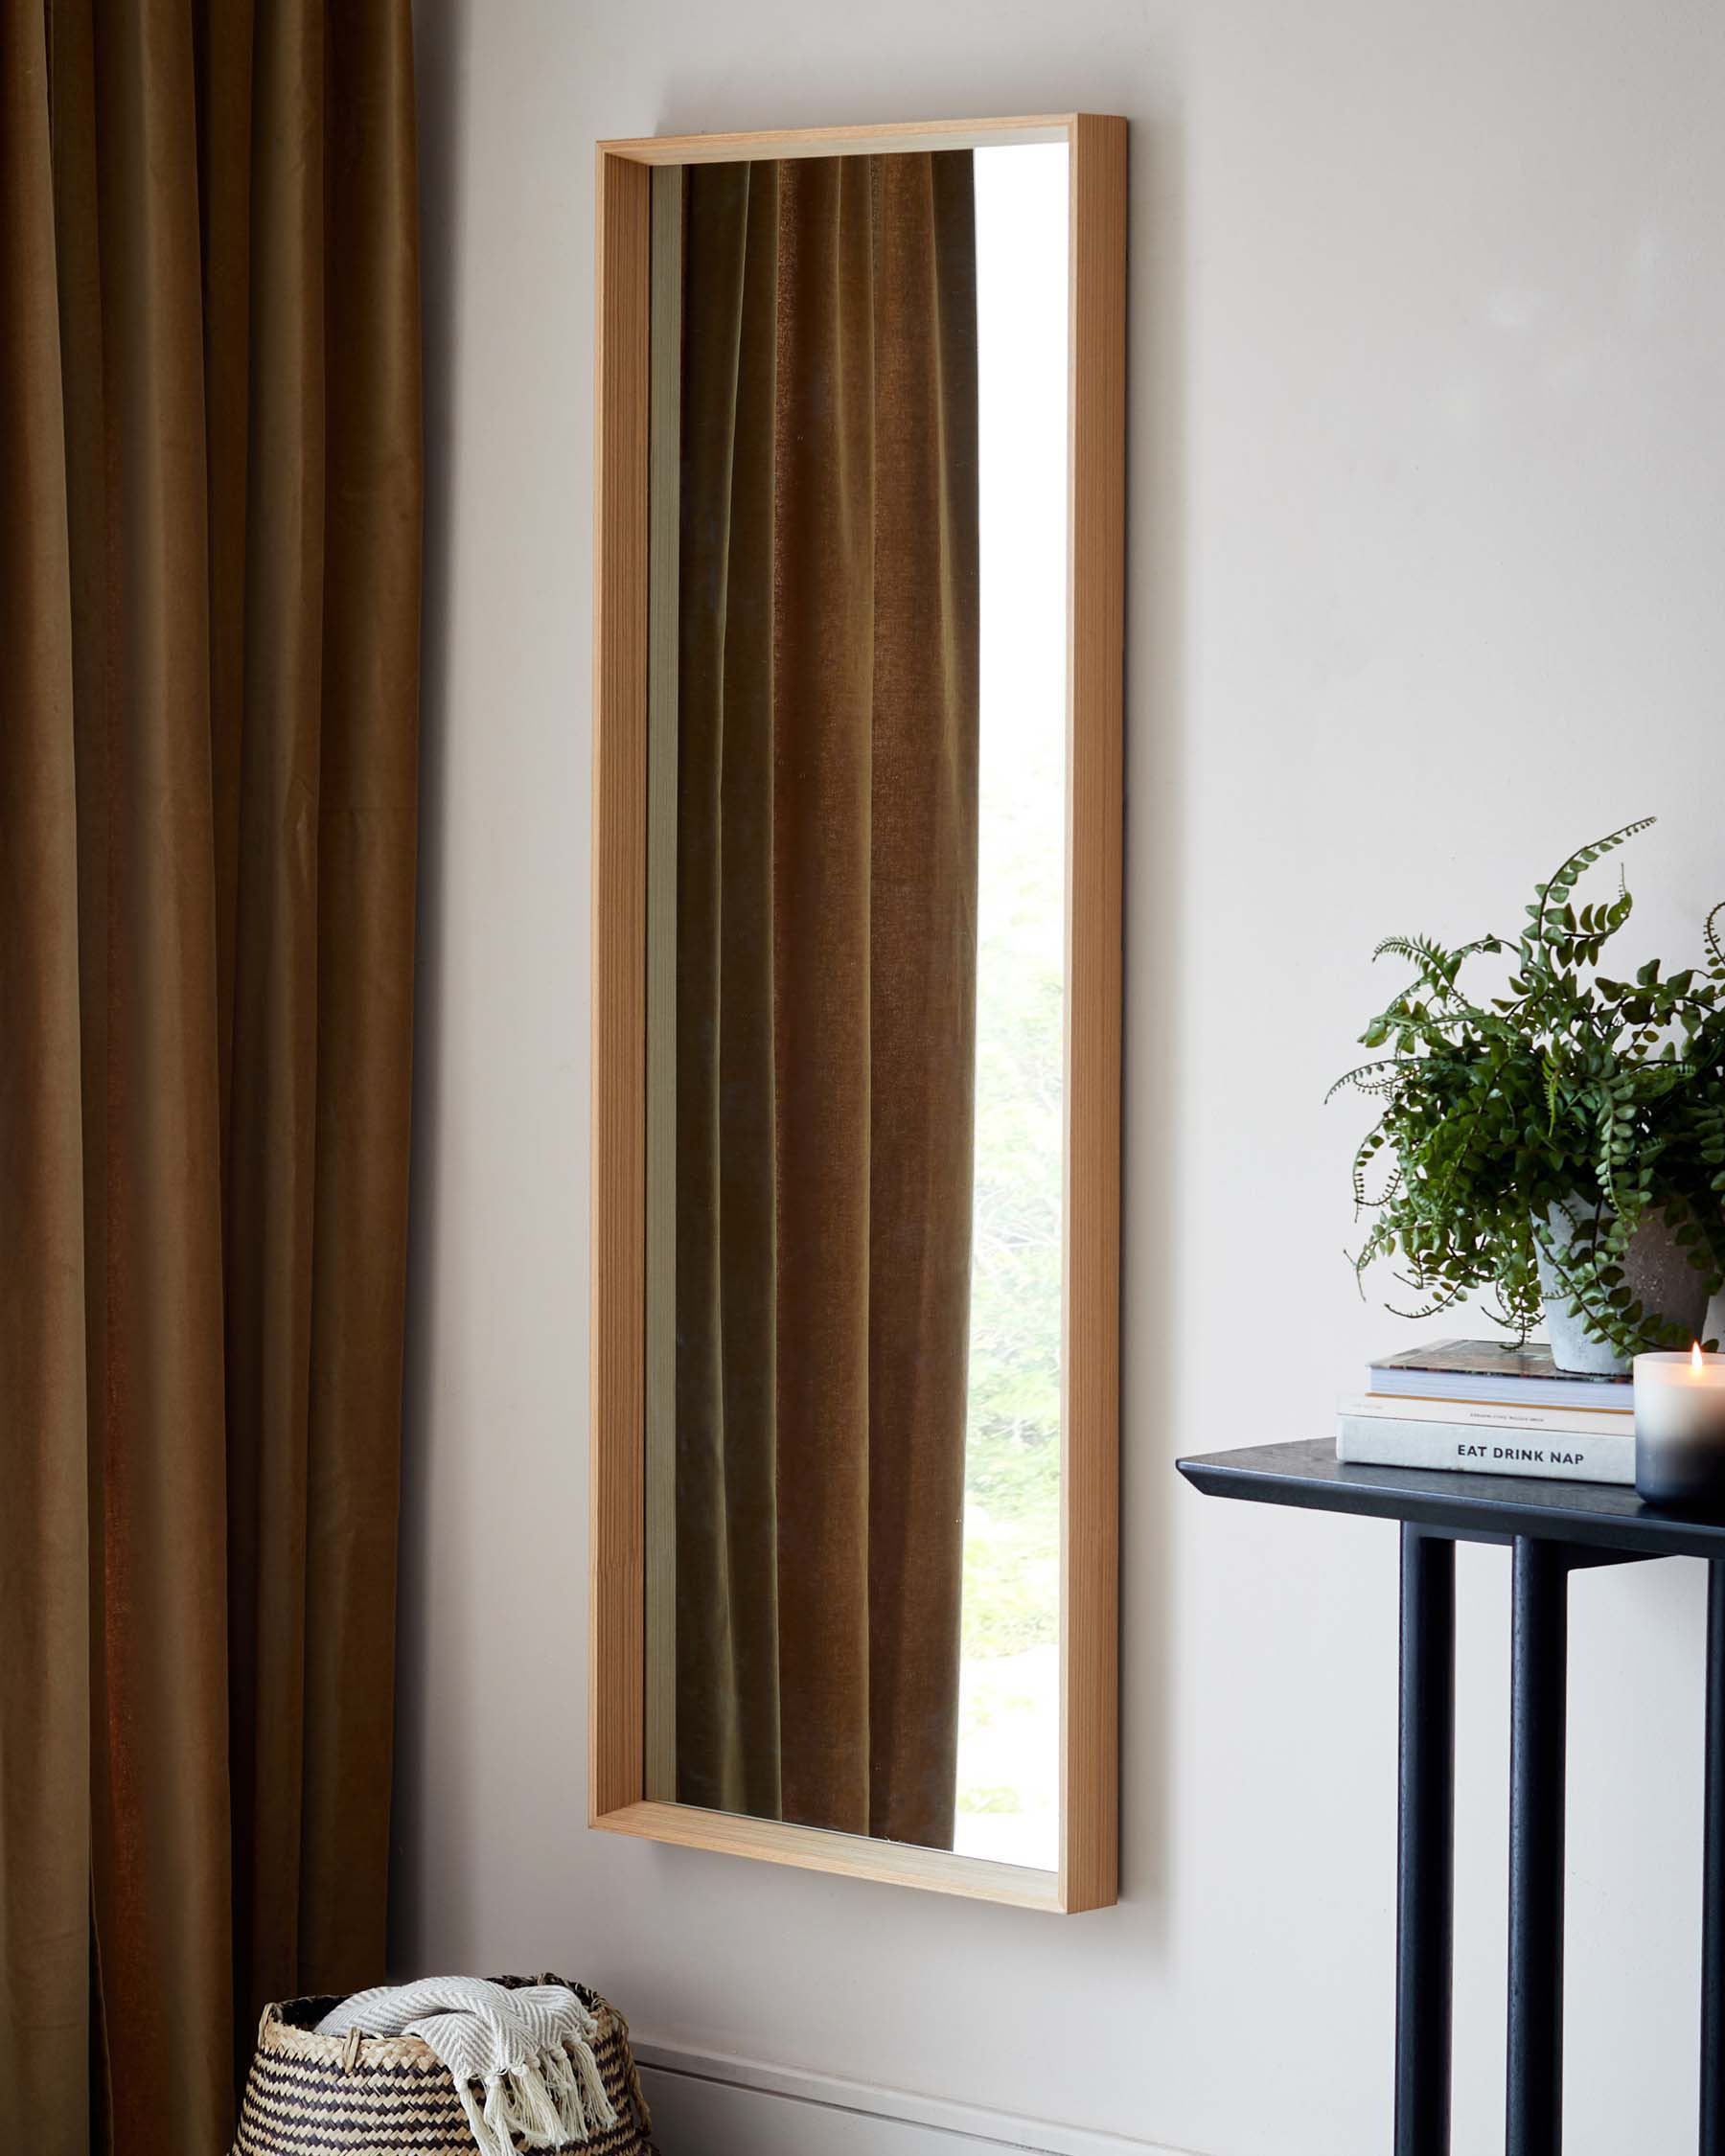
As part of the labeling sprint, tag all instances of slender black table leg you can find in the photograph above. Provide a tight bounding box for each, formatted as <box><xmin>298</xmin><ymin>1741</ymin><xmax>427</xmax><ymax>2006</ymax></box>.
<box><xmin>1703</xmin><ymin>1561</ymin><xmax>1725</xmax><ymax>2155</ymax></box>
<box><xmin>1396</xmin><ymin>1525</ymin><xmax>1455</xmax><ymax>2156</ymax></box>
<box><xmin>1507</xmin><ymin>1536</ymin><xmax>1569</xmax><ymax>2156</ymax></box>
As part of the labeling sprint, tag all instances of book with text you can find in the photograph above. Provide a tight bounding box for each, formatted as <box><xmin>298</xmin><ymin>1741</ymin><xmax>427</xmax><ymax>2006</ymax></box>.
<box><xmin>1336</xmin><ymin>1412</ymin><xmax>1633</xmax><ymax>1486</ymax></box>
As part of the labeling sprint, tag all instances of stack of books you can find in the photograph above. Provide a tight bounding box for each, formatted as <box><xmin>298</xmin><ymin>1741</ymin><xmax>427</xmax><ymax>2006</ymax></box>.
<box><xmin>1337</xmin><ymin>1339</ymin><xmax>1633</xmax><ymax>1486</ymax></box>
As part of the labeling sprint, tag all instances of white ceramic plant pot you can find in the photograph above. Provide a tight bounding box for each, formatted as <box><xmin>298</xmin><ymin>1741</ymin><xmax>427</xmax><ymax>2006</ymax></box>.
<box><xmin>1537</xmin><ymin>1199</ymin><xmax>1712</xmax><ymax>1375</ymax></box>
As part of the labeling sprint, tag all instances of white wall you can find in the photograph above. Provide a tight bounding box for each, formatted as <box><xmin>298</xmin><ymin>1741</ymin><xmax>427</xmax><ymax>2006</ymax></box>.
<box><xmin>394</xmin><ymin>3</ymin><xmax>1725</xmax><ymax>2150</ymax></box>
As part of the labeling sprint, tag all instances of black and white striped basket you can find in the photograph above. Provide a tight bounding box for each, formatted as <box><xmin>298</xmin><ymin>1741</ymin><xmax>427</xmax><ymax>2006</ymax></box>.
<box><xmin>233</xmin><ymin>1975</ymin><xmax>656</xmax><ymax>2156</ymax></box>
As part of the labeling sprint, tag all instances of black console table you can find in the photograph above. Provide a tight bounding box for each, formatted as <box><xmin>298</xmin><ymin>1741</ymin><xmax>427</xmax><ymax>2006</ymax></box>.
<box><xmin>1177</xmin><ymin>1438</ymin><xmax>1725</xmax><ymax>2156</ymax></box>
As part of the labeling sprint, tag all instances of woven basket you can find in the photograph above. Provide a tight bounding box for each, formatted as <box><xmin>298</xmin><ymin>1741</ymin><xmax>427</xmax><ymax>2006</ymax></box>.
<box><xmin>233</xmin><ymin>1976</ymin><xmax>657</xmax><ymax>2156</ymax></box>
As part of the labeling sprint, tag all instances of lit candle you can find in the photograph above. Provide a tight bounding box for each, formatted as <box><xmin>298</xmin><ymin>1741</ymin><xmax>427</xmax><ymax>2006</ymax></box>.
<box><xmin>1634</xmin><ymin>1345</ymin><xmax>1725</xmax><ymax>1506</ymax></box>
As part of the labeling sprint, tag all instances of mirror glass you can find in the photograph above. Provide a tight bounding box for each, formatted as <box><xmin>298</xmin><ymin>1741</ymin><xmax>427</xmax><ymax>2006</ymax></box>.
<box><xmin>643</xmin><ymin>140</ymin><xmax>1070</xmax><ymax>1871</ymax></box>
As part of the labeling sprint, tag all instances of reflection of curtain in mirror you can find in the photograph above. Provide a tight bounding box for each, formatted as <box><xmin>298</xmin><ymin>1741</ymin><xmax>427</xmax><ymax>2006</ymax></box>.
<box><xmin>675</xmin><ymin>151</ymin><xmax>979</xmax><ymax>1848</ymax></box>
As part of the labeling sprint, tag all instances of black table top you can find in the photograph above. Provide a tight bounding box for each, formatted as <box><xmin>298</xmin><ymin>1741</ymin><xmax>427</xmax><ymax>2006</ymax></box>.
<box><xmin>1177</xmin><ymin>1437</ymin><xmax>1725</xmax><ymax>1561</ymax></box>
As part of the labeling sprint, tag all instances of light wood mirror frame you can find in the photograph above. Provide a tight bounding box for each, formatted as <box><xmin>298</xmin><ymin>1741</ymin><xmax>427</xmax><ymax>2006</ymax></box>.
<box><xmin>589</xmin><ymin>112</ymin><xmax>1125</xmax><ymax>1913</ymax></box>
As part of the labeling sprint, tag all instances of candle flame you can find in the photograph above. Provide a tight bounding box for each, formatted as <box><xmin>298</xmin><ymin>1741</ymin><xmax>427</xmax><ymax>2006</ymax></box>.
<box><xmin>1695</xmin><ymin>1342</ymin><xmax>1707</xmax><ymax>1372</ymax></box>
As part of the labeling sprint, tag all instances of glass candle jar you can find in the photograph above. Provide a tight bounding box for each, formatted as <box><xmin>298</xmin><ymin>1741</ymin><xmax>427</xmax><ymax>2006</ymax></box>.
<box><xmin>1634</xmin><ymin>1347</ymin><xmax>1725</xmax><ymax>1506</ymax></box>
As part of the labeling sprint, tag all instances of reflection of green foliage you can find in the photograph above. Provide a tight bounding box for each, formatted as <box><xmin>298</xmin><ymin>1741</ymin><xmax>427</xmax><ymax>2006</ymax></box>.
<box><xmin>962</xmin><ymin>1507</ymin><xmax>1057</xmax><ymax>1659</ymax></box>
<box><xmin>963</xmin><ymin>789</ymin><xmax>1063</xmax><ymax>1664</ymax></box>
<box><xmin>960</xmin><ymin>1785</ymin><xmax>1027</xmax><ymax>1816</ymax></box>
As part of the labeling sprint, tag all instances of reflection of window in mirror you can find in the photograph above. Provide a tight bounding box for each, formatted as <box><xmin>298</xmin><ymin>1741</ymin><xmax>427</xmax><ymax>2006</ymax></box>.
<box><xmin>955</xmin><ymin>143</ymin><xmax>1069</xmax><ymax>1871</ymax></box>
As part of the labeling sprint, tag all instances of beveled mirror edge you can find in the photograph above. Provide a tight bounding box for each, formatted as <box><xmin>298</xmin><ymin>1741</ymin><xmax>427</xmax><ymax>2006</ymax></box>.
<box><xmin>589</xmin><ymin>114</ymin><xmax>1126</xmax><ymax>1914</ymax></box>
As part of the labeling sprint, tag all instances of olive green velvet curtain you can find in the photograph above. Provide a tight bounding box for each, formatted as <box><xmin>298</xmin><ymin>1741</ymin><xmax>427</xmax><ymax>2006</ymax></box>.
<box><xmin>0</xmin><ymin>5</ymin><xmax>421</xmax><ymax>2150</ymax></box>
<box><xmin>673</xmin><ymin>152</ymin><xmax>980</xmax><ymax>1849</ymax></box>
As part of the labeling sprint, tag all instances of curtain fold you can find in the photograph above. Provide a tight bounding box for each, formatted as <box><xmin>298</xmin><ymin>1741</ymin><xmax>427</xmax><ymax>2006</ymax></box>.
<box><xmin>0</xmin><ymin>5</ymin><xmax>422</xmax><ymax>2150</ymax></box>
<box><xmin>0</xmin><ymin>5</ymin><xmax>92</xmax><ymax>2145</ymax></box>
<box><xmin>675</xmin><ymin>151</ymin><xmax>979</xmax><ymax>1850</ymax></box>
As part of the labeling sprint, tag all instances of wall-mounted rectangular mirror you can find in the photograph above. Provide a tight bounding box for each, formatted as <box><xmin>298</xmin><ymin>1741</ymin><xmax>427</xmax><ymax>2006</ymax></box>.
<box><xmin>591</xmin><ymin>114</ymin><xmax>1124</xmax><ymax>1912</ymax></box>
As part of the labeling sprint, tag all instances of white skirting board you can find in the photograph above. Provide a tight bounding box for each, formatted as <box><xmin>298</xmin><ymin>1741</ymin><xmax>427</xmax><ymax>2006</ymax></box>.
<box><xmin>633</xmin><ymin>2042</ymin><xmax>1195</xmax><ymax>2156</ymax></box>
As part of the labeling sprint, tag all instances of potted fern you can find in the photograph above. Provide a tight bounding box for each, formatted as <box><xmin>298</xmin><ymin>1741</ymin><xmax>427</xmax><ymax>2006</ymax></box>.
<box><xmin>1331</xmin><ymin>819</ymin><xmax>1725</xmax><ymax>1373</ymax></box>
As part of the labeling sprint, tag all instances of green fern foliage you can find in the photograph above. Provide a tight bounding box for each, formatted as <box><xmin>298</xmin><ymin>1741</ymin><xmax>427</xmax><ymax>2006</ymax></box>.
<box><xmin>1332</xmin><ymin>821</ymin><xmax>1725</xmax><ymax>1358</ymax></box>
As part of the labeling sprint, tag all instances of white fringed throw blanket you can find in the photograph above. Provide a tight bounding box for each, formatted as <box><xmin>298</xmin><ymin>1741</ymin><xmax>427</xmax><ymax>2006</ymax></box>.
<box><xmin>316</xmin><ymin>1977</ymin><xmax>618</xmax><ymax>2156</ymax></box>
